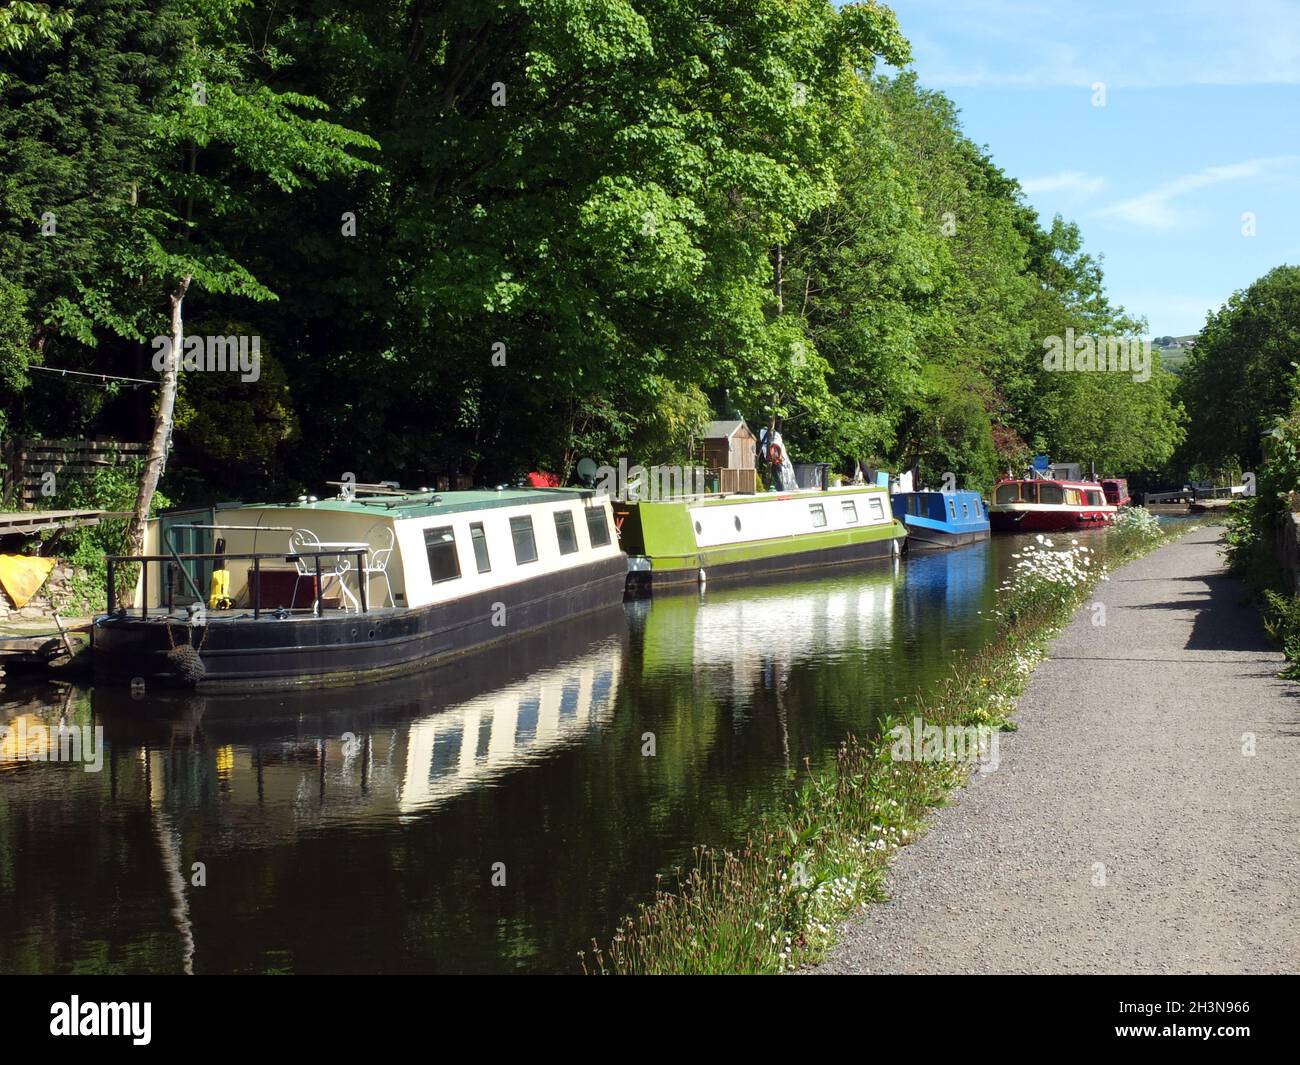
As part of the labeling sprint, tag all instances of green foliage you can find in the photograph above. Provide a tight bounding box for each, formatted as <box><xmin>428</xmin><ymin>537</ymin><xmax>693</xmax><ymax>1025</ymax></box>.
<box><xmin>1221</xmin><ymin>406</ymin><xmax>1300</xmax><ymax>592</ymax></box>
<box><xmin>1262</xmin><ymin>589</ymin><xmax>1300</xmax><ymax>678</ymax></box>
<box><xmin>37</xmin><ymin>458</ymin><xmax>170</xmax><ymax>611</ymax></box>
<box><xmin>0</xmin><ymin>2</ymin><xmax>71</xmax><ymax>53</ymax></box>
<box><xmin>2</xmin><ymin>0</ymin><xmax>1186</xmax><ymax>500</ymax></box>
<box><xmin>1177</xmin><ymin>265</ymin><xmax>1300</xmax><ymax>475</ymax></box>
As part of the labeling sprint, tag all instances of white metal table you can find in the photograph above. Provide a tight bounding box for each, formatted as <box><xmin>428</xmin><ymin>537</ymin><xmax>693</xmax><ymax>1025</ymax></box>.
<box><xmin>310</xmin><ymin>541</ymin><xmax>370</xmax><ymax>613</ymax></box>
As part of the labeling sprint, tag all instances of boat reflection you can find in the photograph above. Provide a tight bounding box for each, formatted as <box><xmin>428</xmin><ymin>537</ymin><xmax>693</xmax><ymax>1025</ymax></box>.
<box><xmin>90</xmin><ymin>606</ymin><xmax>627</xmax><ymax>826</ymax></box>
<box><xmin>632</xmin><ymin>568</ymin><xmax>897</xmax><ymax>686</ymax></box>
<box><xmin>901</xmin><ymin>537</ymin><xmax>991</xmax><ymax>612</ymax></box>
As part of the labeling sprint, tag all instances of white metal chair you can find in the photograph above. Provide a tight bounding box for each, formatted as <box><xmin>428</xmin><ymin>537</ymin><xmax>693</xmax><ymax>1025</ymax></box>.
<box><xmin>361</xmin><ymin>525</ymin><xmax>397</xmax><ymax>608</ymax></box>
<box><xmin>289</xmin><ymin>528</ymin><xmax>358</xmax><ymax>614</ymax></box>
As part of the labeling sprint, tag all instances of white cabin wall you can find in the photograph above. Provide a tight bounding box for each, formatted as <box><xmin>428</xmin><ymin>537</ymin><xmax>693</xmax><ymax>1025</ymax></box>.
<box><xmin>397</xmin><ymin>495</ymin><xmax>620</xmax><ymax>609</ymax></box>
<box><xmin>688</xmin><ymin>488</ymin><xmax>891</xmax><ymax>550</ymax></box>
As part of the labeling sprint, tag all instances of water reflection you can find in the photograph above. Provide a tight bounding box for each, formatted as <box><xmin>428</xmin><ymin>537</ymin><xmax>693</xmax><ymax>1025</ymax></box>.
<box><xmin>1</xmin><ymin>539</ymin><xmax>1042</xmax><ymax>973</ymax></box>
<box><xmin>87</xmin><ymin>606</ymin><xmax>628</xmax><ymax>829</ymax></box>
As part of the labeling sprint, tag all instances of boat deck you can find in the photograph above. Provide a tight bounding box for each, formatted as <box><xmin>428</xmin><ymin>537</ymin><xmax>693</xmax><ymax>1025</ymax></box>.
<box><xmin>103</xmin><ymin>605</ymin><xmax>406</xmax><ymax>625</ymax></box>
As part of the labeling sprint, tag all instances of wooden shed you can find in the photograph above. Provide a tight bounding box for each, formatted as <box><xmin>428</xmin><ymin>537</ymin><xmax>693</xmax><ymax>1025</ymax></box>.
<box><xmin>699</xmin><ymin>421</ymin><xmax>755</xmax><ymax>470</ymax></box>
<box><xmin>698</xmin><ymin>420</ymin><xmax>757</xmax><ymax>494</ymax></box>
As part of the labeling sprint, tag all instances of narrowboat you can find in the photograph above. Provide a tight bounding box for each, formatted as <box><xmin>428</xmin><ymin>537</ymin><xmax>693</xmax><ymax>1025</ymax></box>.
<box><xmin>989</xmin><ymin>478</ymin><xmax>1117</xmax><ymax>532</ymax></box>
<box><xmin>890</xmin><ymin>489</ymin><xmax>990</xmax><ymax>550</ymax></box>
<box><xmin>92</xmin><ymin>486</ymin><xmax>626</xmax><ymax>691</ymax></box>
<box><xmin>615</xmin><ymin>485</ymin><xmax>904</xmax><ymax>593</ymax></box>
<box><xmin>1102</xmin><ymin>477</ymin><xmax>1132</xmax><ymax>508</ymax></box>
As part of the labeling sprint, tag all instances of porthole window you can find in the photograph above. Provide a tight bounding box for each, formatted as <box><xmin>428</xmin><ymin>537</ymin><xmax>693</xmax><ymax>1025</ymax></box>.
<box><xmin>694</xmin><ymin>520</ymin><xmax>702</xmax><ymax>534</ymax></box>
<box><xmin>734</xmin><ymin>516</ymin><xmax>742</xmax><ymax>532</ymax></box>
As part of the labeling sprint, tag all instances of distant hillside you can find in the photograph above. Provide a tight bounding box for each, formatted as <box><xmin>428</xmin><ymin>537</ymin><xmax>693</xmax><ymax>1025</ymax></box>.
<box><xmin>1153</xmin><ymin>335</ymin><xmax>1197</xmax><ymax>374</ymax></box>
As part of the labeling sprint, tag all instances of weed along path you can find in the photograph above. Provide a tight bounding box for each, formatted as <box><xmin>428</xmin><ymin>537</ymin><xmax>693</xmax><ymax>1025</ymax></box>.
<box><xmin>815</xmin><ymin>525</ymin><xmax>1300</xmax><ymax>974</ymax></box>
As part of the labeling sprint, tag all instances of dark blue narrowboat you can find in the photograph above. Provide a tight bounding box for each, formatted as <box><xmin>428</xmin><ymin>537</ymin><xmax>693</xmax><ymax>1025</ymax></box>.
<box><xmin>891</xmin><ymin>489</ymin><xmax>991</xmax><ymax>551</ymax></box>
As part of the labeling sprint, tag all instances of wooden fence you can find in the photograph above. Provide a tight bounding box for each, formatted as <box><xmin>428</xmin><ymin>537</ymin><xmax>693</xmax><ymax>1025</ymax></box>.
<box><xmin>1</xmin><ymin>437</ymin><xmax>147</xmax><ymax>510</ymax></box>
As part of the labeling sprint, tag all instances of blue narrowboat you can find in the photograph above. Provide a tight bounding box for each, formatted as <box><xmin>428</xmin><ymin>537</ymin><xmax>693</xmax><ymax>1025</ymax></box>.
<box><xmin>891</xmin><ymin>490</ymin><xmax>991</xmax><ymax>551</ymax></box>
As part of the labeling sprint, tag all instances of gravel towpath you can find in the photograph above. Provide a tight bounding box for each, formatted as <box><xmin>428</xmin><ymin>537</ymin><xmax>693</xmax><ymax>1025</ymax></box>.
<box><xmin>815</xmin><ymin>525</ymin><xmax>1300</xmax><ymax>974</ymax></box>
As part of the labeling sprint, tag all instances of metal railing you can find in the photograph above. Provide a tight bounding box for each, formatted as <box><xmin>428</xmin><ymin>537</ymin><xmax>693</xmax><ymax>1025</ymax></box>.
<box><xmin>105</xmin><ymin>550</ymin><xmax>369</xmax><ymax>620</ymax></box>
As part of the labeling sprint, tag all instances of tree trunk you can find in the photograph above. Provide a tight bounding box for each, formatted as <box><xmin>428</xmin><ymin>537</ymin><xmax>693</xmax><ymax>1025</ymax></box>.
<box><xmin>120</xmin><ymin>275</ymin><xmax>191</xmax><ymax>604</ymax></box>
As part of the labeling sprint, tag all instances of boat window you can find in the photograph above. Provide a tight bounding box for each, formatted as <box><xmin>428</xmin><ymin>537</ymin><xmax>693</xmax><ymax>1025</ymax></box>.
<box><xmin>1086</xmin><ymin>490</ymin><xmax>1105</xmax><ymax>506</ymax></box>
<box><xmin>469</xmin><ymin>522</ymin><xmax>491</xmax><ymax>573</ymax></box>
<box><xmin>554</xmin><ymin>510</ymin><xmax>579</xmax><ymax>555</ymax></box>
<box><xmin>868</xmin><ymin>496</ymin><xmax>884</xmax><ymax>520</ymax></box>
<box><xmin>734</xmin><ymin>516</ymin><xmax>742</xmax><ymax>532</ymax></box>
<box><xmin>948</xmin><ymin>498</ymin><xmax>957</xmax><ymax>519</ymax></box>
<box><xmin>424</xmin><ymin>526</ymin><xmax>461</xmax><ymax>584</ymax></box>
<box><xmin>585</xmin><ymin>507</ymin><xmax>611</xmax><ymax>548</ymax></box>
<box><xmin>1065</xmin><ymin>488</ymin><xmax>1083</xmax><ymax>505</ymax></box>
<box><xmin>510</xmin><ymin>515</ymin><xmax>538</xmax><ymax>564</ymax></box>
<box><xmin>961</xmin><ymin>502</ymin><xmax>969</xmax><ymax>518</ymax></box>
<box><xmin>809</xmin><ymin>503</ymin><xmax>827</xmax><ymax>528</ymax></box>
<box><xmin>1020</xmin><ymin>483</ymin><xmax>1038</xmax><ymax>504</ymax></box>
<box><xmin>994</xmin><ymin>484</ymin><xmax>1019</xmax><ymax>504</ymax></box>
<box><xmin>1039</xmin><ymin>483</ymin><xmax>1064</xmax><ymax>505</ymax></box>
<box><xmin>842</xmin><ymin>500</ymin><xmax>858</xmax><ymax>523</ymax></box>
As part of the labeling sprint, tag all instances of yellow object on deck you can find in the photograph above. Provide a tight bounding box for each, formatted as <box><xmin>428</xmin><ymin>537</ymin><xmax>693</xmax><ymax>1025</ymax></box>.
<box><xmin>208</xmin><ymin>567</ymin><xmax>233</xmax><ymax>610</ymax></box>
<box><xmin>0</xmin><ymin>555</ymin><xmax>57</xmax><ymax>609</ymax></box>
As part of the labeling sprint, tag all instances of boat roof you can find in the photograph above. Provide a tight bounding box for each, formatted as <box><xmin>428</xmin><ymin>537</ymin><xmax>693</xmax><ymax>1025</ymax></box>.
<box><xmin>230</xmin><ymin>487</ymin><xmax>602</xmax><ymax>520</ymax></box>
<box><xmin>996</xmin><ymin>478</ymin><xmax>1106</xmax><ymax>489</ymax></box>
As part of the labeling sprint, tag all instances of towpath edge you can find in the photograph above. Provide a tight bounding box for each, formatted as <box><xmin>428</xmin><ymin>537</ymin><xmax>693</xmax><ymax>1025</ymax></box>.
<box><xmin>815</xmin><ymin>525</ymin><xmax>1300</xmax><ymax>974</ymax></box>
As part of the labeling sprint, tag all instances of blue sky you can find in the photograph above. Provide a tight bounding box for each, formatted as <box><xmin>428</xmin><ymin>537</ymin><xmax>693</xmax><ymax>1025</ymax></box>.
<box><xmin>877</xmin><ymin>0</ymin><xmax>1300</xmax><ymax>336</ymax></box>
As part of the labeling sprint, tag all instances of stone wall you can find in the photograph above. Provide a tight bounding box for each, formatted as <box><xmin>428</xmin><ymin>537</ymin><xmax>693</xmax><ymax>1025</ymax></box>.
<box><xmin>0</xmin><ymin>560</ymin><xmax>94</xmax><ymax>621</ymax></box>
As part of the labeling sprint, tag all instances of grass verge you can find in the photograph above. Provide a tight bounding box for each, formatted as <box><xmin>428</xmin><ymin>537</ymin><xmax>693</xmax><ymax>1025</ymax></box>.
<box><xmin>580</xmin><ymin>519</ymin><xmax>1193</xmax><ymax>975</ymax></box>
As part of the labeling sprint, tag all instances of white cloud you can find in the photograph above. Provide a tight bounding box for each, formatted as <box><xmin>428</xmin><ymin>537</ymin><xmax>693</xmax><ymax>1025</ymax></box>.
<box><xmin>1020</xmin><ymin>171</ymin><xmax>1107</xmax><ymax>197</ymax></box>
<box><xmin>1093</xmin><ymin>156</ymin><xmax>1299</xmax><ymax>229</ymax></box>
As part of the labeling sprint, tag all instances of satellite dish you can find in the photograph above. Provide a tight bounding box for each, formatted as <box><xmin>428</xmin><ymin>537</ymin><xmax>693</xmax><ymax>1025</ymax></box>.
<box><xmin>575</xmin><ymin>457</ymin><xmax>598</xmax><ymax>486</ymax></box>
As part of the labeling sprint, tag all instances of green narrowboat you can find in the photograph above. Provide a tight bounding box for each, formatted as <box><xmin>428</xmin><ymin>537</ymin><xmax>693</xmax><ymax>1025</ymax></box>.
<box><xmin>614</xmin><ymin>485</ymin><xmax>905</xmax><ymax>594</ymax></box>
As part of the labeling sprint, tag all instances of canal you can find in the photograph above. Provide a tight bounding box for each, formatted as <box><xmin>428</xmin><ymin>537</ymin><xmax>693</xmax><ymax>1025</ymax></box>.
<box><xmin>0</xmin><ymin>526</ymin><xmax>1174</xmax><ymax>973</ymax></box>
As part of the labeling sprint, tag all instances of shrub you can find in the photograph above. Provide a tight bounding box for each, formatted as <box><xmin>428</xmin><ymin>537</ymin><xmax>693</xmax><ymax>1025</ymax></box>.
<box><xmin>39</xmin><ymin>459</ymin><xmax>170</xmax><ymax>613</ymax></box>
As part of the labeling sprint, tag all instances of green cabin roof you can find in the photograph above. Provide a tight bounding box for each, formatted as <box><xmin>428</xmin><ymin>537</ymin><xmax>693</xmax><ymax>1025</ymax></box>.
<box><xmin>233</xmin><ymin>487</ymin><xmax>600</xmax><ymax>520</ymax></box>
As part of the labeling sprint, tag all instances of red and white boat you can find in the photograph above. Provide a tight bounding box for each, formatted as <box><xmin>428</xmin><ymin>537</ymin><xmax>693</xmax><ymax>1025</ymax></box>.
<box><xmin>989</xmin><ymin>478</ymin><xmax>1117</xmax><ymax>532</ymax></box>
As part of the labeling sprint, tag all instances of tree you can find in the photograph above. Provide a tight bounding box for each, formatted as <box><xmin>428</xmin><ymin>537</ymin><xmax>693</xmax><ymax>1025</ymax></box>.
<box><xmin>73</xmin><ymin>0</ymin><xmax>377</xmax><ymax>580</ymax></box>
<box><xmin>1177</xmin><ymin>265</ymin><xmax>1300</xmax><ymax>474</ymax></box>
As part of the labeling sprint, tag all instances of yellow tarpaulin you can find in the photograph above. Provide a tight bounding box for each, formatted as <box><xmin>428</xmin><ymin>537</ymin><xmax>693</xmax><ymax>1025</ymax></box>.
<box><xmin>0</xmin><ymin>555</ymin><xmax>58</xmax><ymax>609</ymax></box>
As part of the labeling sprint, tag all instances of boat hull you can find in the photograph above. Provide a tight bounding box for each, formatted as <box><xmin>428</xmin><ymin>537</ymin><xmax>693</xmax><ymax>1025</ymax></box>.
<box><xmin>989</xmin><ymin>507</ymin><xmax>1114</xmax><ymax>532</ymax></box>
<box><xmin>626</xmin><ymin>530</ymin><xmax>899</xmax><ymax>594</ymax></box>
<box><xmin>905</xmin><ymin>526</ymin><xmax>990</xmax><ymax>551</ymax></box>
<box><xmin>92</xmin><ymin>555</ymin><xmax>628</xmax><ymax>692</ymax></box>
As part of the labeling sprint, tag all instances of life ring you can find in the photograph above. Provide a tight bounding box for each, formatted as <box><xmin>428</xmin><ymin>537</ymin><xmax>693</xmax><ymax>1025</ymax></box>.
<box><xmin>769</xmin><ymin>441</ymin><xmax>784</xmax><ymax>465</ymax></box>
